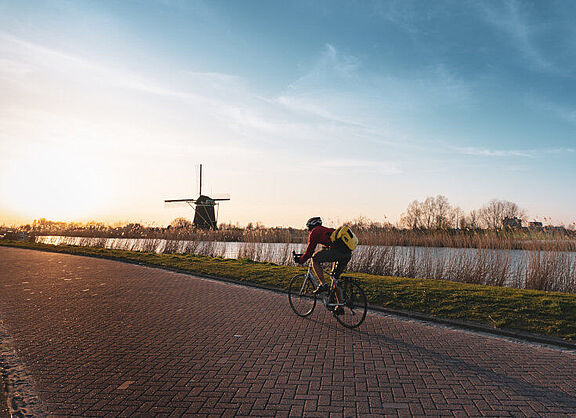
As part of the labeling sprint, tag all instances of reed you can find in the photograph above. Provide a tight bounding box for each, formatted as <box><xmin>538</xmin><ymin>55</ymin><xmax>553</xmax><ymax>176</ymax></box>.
<box><xmin>353</xmin><ymin>227</ymin><xmax>576</xmax><ymax>251</ymax></box>
<box><xmin>525</xmin><ymin>251</ymin><xmax>576</xmax><ymax>293</ymax></box>
<box><xmin>237</xmin><ymin>242</ymin><xmax>257</xmax><ymax>260</ymax></box>
<box><xmin>217</xmin><ymin>243</ymin><xmax>576</xmax><ymax>294</ymax></box>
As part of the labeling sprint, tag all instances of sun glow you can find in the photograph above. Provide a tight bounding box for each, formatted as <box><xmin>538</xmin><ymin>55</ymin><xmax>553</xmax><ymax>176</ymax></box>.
<box><xmin>0</xmin><ymin>146</ymin><xmax>110</xmax><ymax>221</ymax></box>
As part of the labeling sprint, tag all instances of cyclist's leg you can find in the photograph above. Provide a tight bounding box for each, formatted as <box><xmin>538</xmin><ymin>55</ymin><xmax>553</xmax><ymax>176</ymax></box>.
<box><xmin>332</xmin><ymin>252</ymin><xmax>351</xmax><ymax>308</ymax></box>
<box><xmin>312</xmin><ymin>248</ymin><xmax>343</xmax><ymax>295</ymax></box>
<box><xmin>332</xmin><ymin>250</ymin><xmax>352</xmax><ymax>278</ymax></box>
<box><xmin>311</xmin><ymin>257</ymin><xmax>326</xmax><ymax>286</ymax></box>
<box><xmin>312</xmin><ymin>248</ymin><xmax>336</xmax><ymax>287</ymax></box>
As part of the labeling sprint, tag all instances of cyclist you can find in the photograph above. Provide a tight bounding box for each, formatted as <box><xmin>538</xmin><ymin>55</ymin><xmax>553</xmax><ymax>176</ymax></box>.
<box><xmin>294</xmin><ymin>217</ymin><xmax>352</xmax><ymax>298</ymax></box>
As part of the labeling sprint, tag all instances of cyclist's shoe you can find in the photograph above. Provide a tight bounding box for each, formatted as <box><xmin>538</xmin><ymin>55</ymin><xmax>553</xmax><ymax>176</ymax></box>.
<box><xmin>333</xmin><ymin>306</ymin><xmax>344</xmax><ymax>316</ymax></box>
<box><xmin>313</xmin><ymin>283</ymin><xmax>329</xmax><ymax>294</ymax></box>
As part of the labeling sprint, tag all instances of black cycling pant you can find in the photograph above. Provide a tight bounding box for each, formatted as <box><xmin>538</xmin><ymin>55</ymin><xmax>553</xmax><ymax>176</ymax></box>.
<box><xmin>312</xmin><ymin>247</ymin><xmax>352</xmax><ymax>278</ymax></box>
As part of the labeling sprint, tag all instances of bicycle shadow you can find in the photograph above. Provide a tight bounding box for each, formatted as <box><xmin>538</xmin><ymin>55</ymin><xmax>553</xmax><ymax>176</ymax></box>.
<box><xmin>299</xmin><ymin>314</ymin><xmax>576</xmax><ymax>413</ymax></box>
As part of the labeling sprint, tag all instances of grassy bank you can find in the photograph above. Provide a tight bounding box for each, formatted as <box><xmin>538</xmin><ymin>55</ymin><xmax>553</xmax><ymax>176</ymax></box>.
<box><xmin>2</xmin><ymin>241</ymin><xmax>575</xmax><ymax>342</ymax></box>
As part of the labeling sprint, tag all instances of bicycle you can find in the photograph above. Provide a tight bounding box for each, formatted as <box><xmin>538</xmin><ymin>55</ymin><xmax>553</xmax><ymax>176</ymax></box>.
<box><xmin>288</xmin><ymin>251</ymin><xmax>367</xmax><ymax>328</ymax></box>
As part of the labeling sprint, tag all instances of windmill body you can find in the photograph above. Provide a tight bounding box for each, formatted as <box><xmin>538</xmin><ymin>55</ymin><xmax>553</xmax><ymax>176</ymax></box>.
<box><xmin>193</xmin><ymin>195</ymin><xmax>218</xmax><ymax>229</ymax></box>
<box><xmin>164</xmin><ymin>165</ymin><xmax>230</xmax><ymax>230</ymax></box>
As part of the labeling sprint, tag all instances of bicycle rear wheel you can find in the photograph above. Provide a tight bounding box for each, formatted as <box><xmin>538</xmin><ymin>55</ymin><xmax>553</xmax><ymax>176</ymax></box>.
<box><xmin>288</xmin><ymin>274</ymin><xmax>317</xmax><ymax>317</ymax></box>
<box><xmin>335</xmin><ymin>280</ymin><xmax>367</xmax><ymax>328</ymax></box>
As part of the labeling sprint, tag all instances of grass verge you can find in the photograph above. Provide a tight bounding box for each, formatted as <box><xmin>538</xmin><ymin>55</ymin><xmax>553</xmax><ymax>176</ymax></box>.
<box><xmin>2</xmin><ymin>241</ymin><xmax>575</xmax><ymax>342</ymax></box>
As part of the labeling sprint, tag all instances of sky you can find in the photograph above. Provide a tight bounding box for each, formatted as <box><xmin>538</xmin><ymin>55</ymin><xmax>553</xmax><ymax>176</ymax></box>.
<box><xmin>1</xmin><ymin>0</ymin><xmax>575</xmax><ymax>228</ymax></box>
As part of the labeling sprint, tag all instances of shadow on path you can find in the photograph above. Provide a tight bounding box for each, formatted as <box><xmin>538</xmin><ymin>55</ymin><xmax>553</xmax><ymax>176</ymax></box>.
<box><xmin>302</xmin><ymin>314</ymin><xmax>576</xmax><ymax>413</ymax></box>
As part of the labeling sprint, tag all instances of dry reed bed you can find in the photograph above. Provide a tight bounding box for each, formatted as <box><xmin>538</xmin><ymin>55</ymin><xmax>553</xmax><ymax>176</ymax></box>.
<box><xmin>31</xmin><ymin>226</ymin><xmax>576</xmax><ymax>251</ymax></box>
<box><xmin>34</xmin><ymin>236</ymin><xmax>576</xmax><ymax>293</ymax></box>
<box><xmin>349</xmin><ymin>247</ymin><xmax>576</xmax><ymax>293</ymax></box>
<box><xmin>354</xmin><ymin>228</ymin><xmax>576</xmax><ymax>251</ymax></box>
<box><xmin>188</xmin><ymin>242</ymin><xmax>576</xmax><ymax>294</ymax></box>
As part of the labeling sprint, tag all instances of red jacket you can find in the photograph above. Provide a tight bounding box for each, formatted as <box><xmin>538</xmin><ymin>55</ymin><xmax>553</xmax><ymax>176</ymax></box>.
<box><xmin>299</xmin><ymin>225</ymin><xmax>335</xmax><ymax>263</ymax></box>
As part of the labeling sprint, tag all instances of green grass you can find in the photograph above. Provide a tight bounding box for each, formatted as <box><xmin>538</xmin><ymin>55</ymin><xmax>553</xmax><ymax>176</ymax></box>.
<box><xmin>2</xmin><ymin>240</ymin><xmax>575</xmax><ymax>342</ymax></box>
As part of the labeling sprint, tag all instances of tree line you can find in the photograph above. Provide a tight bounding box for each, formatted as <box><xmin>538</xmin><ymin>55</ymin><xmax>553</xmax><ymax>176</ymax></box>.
<box><xmin>400</xmin><ymin>196</ymin><xmax>528</xmax><ymax>230</ymax></box>
<box><xmin>4</xmin><ymin>197</ymin><xmax>572</xmax><ymax>236</ymax></box>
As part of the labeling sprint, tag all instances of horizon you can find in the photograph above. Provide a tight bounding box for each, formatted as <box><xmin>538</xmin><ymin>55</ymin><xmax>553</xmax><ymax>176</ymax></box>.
<box><xmin>3</xmin><ymin>205</ymin><xmax>574</xmax><ymax>231</ymax></box>
<box><xmin>1</xmin><ymin>1</ymin><xmax>576</xmax><ymax>228</ymax></box>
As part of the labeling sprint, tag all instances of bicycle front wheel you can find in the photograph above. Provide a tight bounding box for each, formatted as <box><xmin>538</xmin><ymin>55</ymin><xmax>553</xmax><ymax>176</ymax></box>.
<box><xmin>335</xmin><ymin>280</ymin><xmax>367</xmax><ymax>328</ymax></box>
<box><xmin>288</xmin><ymin>274</ymin><xmax>317</xmax><ymax>317</ymax></box>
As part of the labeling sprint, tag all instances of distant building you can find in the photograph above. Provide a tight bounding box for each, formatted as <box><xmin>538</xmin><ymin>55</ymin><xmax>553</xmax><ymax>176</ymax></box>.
<box><xmin>502</xmin><ymin>217</ymin><xmax>522</xmax><ymax>229</ymax></box>
<box><xmin>529</xmin><ymin>221</ymin><xmax>543</xmax><ymax>229</ymax></box>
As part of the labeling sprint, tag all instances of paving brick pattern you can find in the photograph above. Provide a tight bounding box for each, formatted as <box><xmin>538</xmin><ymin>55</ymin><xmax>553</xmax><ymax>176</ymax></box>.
<box><xmin>0</xmin><ymin>247</ymin><xmax>575</xmax><ymax>416</ymax></box>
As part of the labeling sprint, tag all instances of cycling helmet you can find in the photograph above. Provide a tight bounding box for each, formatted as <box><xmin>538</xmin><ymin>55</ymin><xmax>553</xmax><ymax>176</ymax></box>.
<box><xmin>306</xmin><ymin>217</ymin><xmax>322</xmax><ymax>229</ymax></box>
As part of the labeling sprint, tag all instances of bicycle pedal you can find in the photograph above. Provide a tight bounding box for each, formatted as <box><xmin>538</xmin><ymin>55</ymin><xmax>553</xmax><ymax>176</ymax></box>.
<box><xmin>333</xmin><ymin>306</ymin><xmax>344</xmax><ymax>316</ymax></box>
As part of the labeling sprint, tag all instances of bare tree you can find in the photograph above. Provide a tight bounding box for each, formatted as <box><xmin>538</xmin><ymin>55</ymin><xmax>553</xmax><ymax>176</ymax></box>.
<box><xmin>465</xmin><ymin>209</ymin><xmax>481</xmax><ymax>229</ymax></box>
<box><xmin>421</xmin><ymin>197</ymin><xmax>435</xmax><ymax>229</ymax></box>
<box><xmin>432</xmin><ymin>195</ymin><xmax>452</xmax><ymax>229</ymax></box>
<box><xmin>401</xmin><ymin>195</ymin><xmax>455</xmax><ymax>229</ymax></box>
<box><xmin>452</xmin><ymin>206</ymin><xmax>465</xmax><ymax>229</ymax></box>
<box><xmin>401</xmin><ymin>200</ymin><xmax>424</xmax><ymax>229</ymax></box>
<box><xmin>479</xmin><ymin>199</ymin><xmax>526</xmax><ymax>229</ymax></box>
<box><xmin>170</xmin><ymin>217</ymin><xmax>193</xmax><ymax>230</ymax></box>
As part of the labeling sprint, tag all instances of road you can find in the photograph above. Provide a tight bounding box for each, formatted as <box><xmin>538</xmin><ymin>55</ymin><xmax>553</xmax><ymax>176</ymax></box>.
<box><xmin>0</xmin><ymin>246</ymin><xmax>575</xmax><ymax>416</ymax></box>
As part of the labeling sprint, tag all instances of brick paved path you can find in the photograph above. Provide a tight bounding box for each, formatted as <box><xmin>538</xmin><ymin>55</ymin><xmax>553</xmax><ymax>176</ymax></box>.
<box><xmin>0</xmin><ymin>247</ymin><xmax>575</xmax><ymax>417</ymax></box>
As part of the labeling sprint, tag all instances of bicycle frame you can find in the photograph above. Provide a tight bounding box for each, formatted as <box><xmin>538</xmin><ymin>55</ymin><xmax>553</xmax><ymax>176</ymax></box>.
<box><xmin>302</xmin><ymin>264</ymin><xmax>345</xmax><ymax>309</ymax></box>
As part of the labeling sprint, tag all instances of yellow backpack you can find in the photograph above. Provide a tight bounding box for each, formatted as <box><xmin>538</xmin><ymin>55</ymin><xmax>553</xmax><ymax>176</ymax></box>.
<box><xmin>330</xmin><ymin>226</ymin><xmax>359</xmax><ymax>251</ymax></box>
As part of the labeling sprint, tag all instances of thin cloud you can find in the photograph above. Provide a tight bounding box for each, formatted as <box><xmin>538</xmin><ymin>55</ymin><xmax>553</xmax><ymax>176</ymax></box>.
<box><xmin>317</xmin><ymin>159</ymin><xmax>402</xmax><ymax>174</ymax></box>
<box><xmin>287</xmin><ymin>43</ymin><xmax>361</xmax><ymax>92</ymax></box>
<box><xmin>452</xmin><ymin>146</ymin><xmax>574</xmax><ymax>158</ymax></box>
<box><xmin>0</xmin><ymin>31</ymin><xmax>249</xmax><ymax>110</ymax></box>
<box><xmin>418</xmin><ymin>63</ymin><xmax>473</xmax><ymax>106</ymax></box>
<box><xmin>370</xmin><ymin>0</ymin><xmax>424</xmax><ymax>37</ymax></box>
<box><xmin>526</xmin><ymin>95</ymin><xmax>576</xmax><ymax>126</ymax></box>
<box><xmin>276</xmin><ymin>43</ymin><xmax>475</xmax><ymax>143</ymax></box>
<box><xmin>475</xmin><ymin>0</ymin><xmax>558</xmax><ymax>74</ymax></box>
<box><xmin>0</xmin><ymin>32</ymin><xmax>396</xmax><ymax>162</ymax></box>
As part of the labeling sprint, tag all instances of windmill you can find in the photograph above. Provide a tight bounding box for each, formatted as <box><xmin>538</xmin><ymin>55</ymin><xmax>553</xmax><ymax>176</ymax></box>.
<box><xmin>164</xmin><ymin>164</ymin><xmax>230</xmax><ymax>230</ymax></box>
